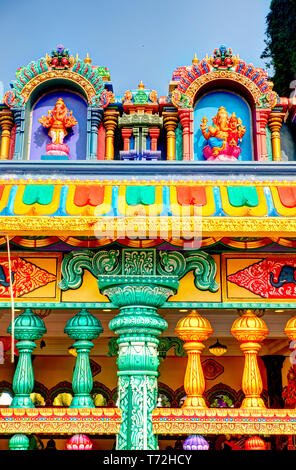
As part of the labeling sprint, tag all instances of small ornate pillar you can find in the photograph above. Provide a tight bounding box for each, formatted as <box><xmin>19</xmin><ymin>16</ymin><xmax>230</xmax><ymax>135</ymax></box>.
<box><xmin>231</xmin><ymin>309</ymin><xmax>269</xmax><ymax>408</ymax></box>
<box><xmin>0</xmin><ymin>109</ymin><xmax>14</xmax><ymax>160</ymax></box>
<box><xmin>163</xmin><ymin>111</ymin><xmax>178</xmax><ymax>160</ymax></box>
<box><xmin>103</xmin><ymin>109</ymin><xmax>119</xmax><ymax>160</ymax></box>
<box><xmin>121</xmin><ymin>128</ymin><xmax>133</xmax><ymax>151</ymax></box>
<box><xmin>64</xmin><ymin>308</ymin><xmax>103</xmax><ymax>408</ymax></box>
<box><xmin>149</xmin><ymin>128</ymin><xmax>160</xmax><ymax>151</ymax></box>
<box><xmin>178</xmin><ymin>108</ymin><xmax>194</xmax><ymax>161</ymax></box>
<box><xmin>175</xmin><ymin>310</ymin><xmax>213</xmax><ymax>408</ymax></box>
<box><xmin>9</xmin><ymin>434</ymin><xmax>30</xmax><ymax>450</ymax></box>
<box><xmin>87</xmin><ymin>107</ymin><xmax>104</xmax><ymax>160</ymax></box>
<box><xmin>7</xmin><ymin>308</ymin><xmax>46</xmax><ymax>408</ymax></box>
<box><xmin>256</xmin><ymin>109</ymin><xmax>269</xmax><ymax>161</ymax></box>
<box><xmin>268</xmin><ymin>112</ymin><xmax>285</xmax><ymax>161</ymax></box>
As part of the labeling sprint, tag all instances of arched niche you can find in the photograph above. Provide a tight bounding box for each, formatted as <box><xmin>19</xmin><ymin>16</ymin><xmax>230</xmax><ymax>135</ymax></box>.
<box><xmin>193</xmin><ymin>86</ymin><xmax>254</xmax><ymax>161</ymax></box>
<box><xmin>24</xmin><ymin>79</ymin><xmax>88</xmax><ymax>161</ymax></box>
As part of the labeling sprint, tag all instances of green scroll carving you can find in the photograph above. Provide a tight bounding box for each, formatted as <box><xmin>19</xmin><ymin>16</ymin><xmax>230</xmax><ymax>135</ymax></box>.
<box><xmin>59</xmin><ymin>250</ymin><xmax>121</xmax><ymax>290</ymax></box>
<box><xmin>60</xmin><ymin>249</ymin><xmax>219</xmax><ymax>293</ymax></box>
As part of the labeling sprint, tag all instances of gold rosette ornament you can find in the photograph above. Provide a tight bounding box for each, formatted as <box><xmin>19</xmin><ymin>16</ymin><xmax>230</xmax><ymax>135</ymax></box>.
<box><xmin>231</xmin><ymin>309</ymin><xmax>269</xmax><ymax>409</ymax></box>
<box><xmin>175</xmin><ymin>310</ymin><xmax>213</xmax><ymax>408</ymax></box>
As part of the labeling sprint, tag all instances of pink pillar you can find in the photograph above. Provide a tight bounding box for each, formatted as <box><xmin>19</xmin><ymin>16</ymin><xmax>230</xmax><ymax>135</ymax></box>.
<box><xmin>256</xmin><ymin>109</ymin><xmax>270</xmax><ymax>161</ymax></box>
<box><xmin>149</xmin><ymin>128</ymin><xmax>160</xmax><ymax>151</ymax></box>
<box><xmin>97</xmin><ymin>123</ymin><xmax>106</xmax><ymax>160</ymax></box>
<box><xmin>179</xmin><ymin>109</ymin><xmax>194</xmax><ymax>161</ymax></box>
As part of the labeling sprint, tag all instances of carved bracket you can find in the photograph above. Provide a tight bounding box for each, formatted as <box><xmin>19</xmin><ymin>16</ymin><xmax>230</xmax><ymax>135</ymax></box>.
<box><xmin>59</xmin><ymin>248</ymin><xmax>219</xmax><ymax>293</ymax></box>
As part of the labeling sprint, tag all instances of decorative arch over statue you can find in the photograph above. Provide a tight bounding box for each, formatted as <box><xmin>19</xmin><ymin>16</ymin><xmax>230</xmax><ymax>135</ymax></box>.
<box><xmin>171</xmin><ymin>45</ymin><xmax>288</xmax><ymax>161</ymax></box>
<box><xmin>3</xmin><ymin>45</ymin><xmax>111</xmax><ymax>161</ymax></box>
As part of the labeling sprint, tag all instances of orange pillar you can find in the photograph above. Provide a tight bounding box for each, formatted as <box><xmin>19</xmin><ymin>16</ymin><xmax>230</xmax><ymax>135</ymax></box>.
<box><xmin>103</xmin><ymin>109</ymin><xmax>119</xmax><ymax>160</ymax></box>
<box><xmin>175</xmin><ymin>310</ymin><xmax>213</xmax><ymax>408</ymax></box>
<box><xmin>231</xmin><ymin>310</ymin><xmax>269</xmax><ymax>408</ymax></box>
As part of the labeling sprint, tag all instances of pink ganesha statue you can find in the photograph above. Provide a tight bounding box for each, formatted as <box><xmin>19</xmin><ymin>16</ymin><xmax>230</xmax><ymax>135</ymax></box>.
<box><xmin>39</xmin><ymin>98</ymin><xmax>77</xmax><ymax>157</ymax></box>
<box><xmin>200</xmin><ymin>106</ymin><xmax>246</xmax><ymax>161</ymax></box>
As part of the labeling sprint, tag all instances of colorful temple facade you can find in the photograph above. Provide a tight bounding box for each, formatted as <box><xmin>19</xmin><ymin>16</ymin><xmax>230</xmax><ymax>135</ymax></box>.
<box><xmin>1</xmin><ymin>44</ymin><xmax>296</xmax><ymax>451</ymax></box>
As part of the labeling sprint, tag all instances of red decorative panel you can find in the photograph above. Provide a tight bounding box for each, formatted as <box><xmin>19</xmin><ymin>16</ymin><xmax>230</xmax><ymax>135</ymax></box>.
<box><xmin>228</xmin><ymin>257</ymin><xmax>296</xmax><ymax>298</ymax></box>
<box><xmin>73</xmin><ymin>185</ymin><xmax>105</xmax><ymax>207</ymax></box>
<box><xmin>202</xmin><ymin>359</ymin><xmax>224</xmax><ymax>380</ymax></box>
<box><xmin>0</xmin><ymin>186</ymin><xmax>5</xmax><ymax>200</ymax></box>
<box><xmin>277</xmin><ymin>187</ymin><xmax>296</xmax><ymax>208</ymax></box>
<box><xmin>0</xmin><ymin>257</ymin><xmax>56</xmax><ymax>298</ymax></box>
<box><xmin>176</xmin><ymin>186</ymin><xmax>207</xmax><ymax>206</ymax></box>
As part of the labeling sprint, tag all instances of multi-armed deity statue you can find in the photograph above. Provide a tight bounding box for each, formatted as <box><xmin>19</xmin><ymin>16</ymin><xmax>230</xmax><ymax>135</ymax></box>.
<box><xmin>200</xmin><ymin>106</ymin><xmax>246</xmax><ymax>161</ymax></box>
<box><xmin>39</xmin><ymin>98</ymin><xmax>77</xmax><ymax>158</ymax></box>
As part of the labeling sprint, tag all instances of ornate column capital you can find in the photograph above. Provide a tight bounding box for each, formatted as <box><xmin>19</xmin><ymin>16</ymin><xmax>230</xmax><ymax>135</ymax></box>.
<box><xmin>0</xmin><ymin>109</ymin><xmax>14</xmax><ymax>128</ymax></box>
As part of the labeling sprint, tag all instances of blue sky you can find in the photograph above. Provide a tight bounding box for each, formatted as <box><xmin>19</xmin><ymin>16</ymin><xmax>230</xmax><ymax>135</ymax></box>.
<box><xmin>0</xmin><ymin>0</ymin><xmax>271</xmax><ymax>97</ymax></box>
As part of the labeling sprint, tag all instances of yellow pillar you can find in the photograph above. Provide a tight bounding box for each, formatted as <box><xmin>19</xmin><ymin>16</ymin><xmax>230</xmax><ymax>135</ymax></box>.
<box><xmin>175</xmin><ymin>310</ymin><xmax>213</xmax><ymax>408</ymax></box>
<box><xmin>0</xmin><ymin>109</ymin><xmax>14</xmax><ymax>160</ymax></box>
<box><xmin>231</xmin><ymin>309</ymin><xmax>269</xmax><ymax>409</ymax></box>
<box><xmin>103</xmin><ymin>109</ymin><xmax>119</xmax><ymax>160</ymax></box>
<box><xmin>163</xmin><ymin>112</ymin><xmax>178</xmax><ymax>161</ymax></box>
<box><xmin>268</xmin><ymin>112</ymin><xmax>285</xmax><ymax>162</ymax></box>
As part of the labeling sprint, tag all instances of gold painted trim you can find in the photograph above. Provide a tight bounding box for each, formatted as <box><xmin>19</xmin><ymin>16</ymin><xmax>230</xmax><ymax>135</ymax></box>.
<box><xmin>152</xmin><ymin>408</ymin><xmax>296</xmax><ymax>435</ymax></box>
<box><xmin>1</xmin><ymin>179</ymin><xmax>296</xmax><ymax>187</ymax></box>
<box><xmin>0</xmin><ymin>407</ymin><xmax>121</xmax><ymax>435</ymax></box>
<box><xmin>0</xmin><ymin>216</ymin><xmax>295</xmax><ymax>237</ymax></box>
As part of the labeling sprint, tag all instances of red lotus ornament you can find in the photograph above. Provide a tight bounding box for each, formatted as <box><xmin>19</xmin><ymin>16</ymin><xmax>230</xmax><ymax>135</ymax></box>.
<box><xmin>66</xmin><ymin>434</ymin><xmax>93</xmax><ymax>450</ymax></box>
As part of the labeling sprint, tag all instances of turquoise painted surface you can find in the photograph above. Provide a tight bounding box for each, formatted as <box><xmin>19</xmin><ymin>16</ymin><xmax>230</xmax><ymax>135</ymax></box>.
<box><xmin>193</xmin><ymin>91</ymin><xmax>253</xmax><ymax>161</ymax></box>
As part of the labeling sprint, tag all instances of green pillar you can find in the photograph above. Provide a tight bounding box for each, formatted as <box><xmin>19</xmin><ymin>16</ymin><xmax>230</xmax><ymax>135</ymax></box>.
<box><xmin>98</xmin><ymin>274</ymin><xmax>179</xmax><ymax>450</ymax></box>
<box><xmin>7</xmin><ymin>308</ymin><xmax>46</xmax><ymax>408</ymax></box>
<box><xmin>64</xmin><ymin>309</ymin><xmax>103</xmax><ymax>408</ymax></box>
<box><xmin>9</xmin><ymin>434</ymin><xmax>30</xmax><ymax>450</ymax></box>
